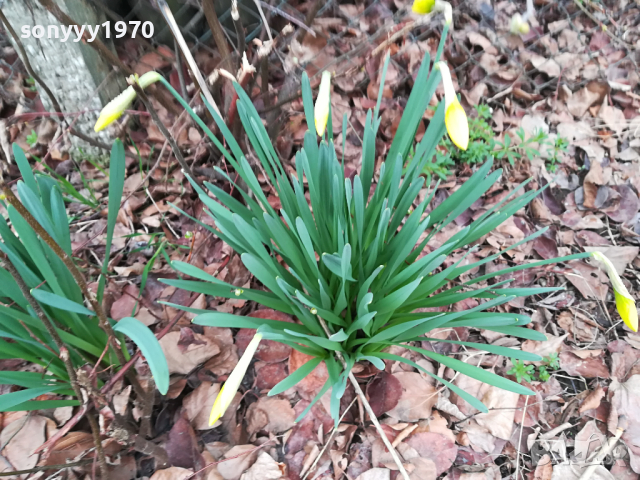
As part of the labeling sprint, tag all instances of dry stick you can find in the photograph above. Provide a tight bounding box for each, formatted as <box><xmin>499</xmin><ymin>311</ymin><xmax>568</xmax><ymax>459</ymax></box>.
<box><xmin>36</xmin><ymin>0</ymin><xmax>181</xmax><ymax>117</ymax></box>
<box><xmin>296</xmin><ymin>0</ymin><xmax>324</xmax><ymax>42</ymax></box>
<box><xmin>2</xmin><ymin>258</ymin><xmax>110</xmax><ymax>480</ymax></box>
<box><xmin>313</xmin><ymin>317</ymin><xmax>410</xmax><ymax>480</ymax></box>
<box><xmin>231</xmin><ymin>0</ymin><xmax>246</xmax><ymax>59</ymax></box>
<box><xmin>129</xmin><ymin>81</ymin><xmax>201</xmax><ymax>188</ymax></box>
<box><xmin>157</xmin><ymin>0</ymin><xmax>221</xmax><ymax>116</ymax></box>
<box><xmin>202</xmin><ymin>0</ymin><xmax>233</xmax><ymax>71</ymax></box>
<box><xmin>0</xmin><ymin>460</ymin><xmax>94</xmax><ymax>477</ymax></box>
<box><xmin>302</xmin><ymin>397</ymin><xmax>358</xmax><ymax>480</ymax></box>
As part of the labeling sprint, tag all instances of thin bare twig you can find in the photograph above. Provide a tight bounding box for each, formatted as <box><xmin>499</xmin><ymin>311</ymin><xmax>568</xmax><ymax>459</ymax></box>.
<box><xmin>157</xmin><ymin>0</ymin><xmax>221</xmax><ymax>116</ymax></box>
<box><xmin>313</xmin><ymin>316</ymin><xmax>410</xmax><ymax>480</ymax></box>
<box><xmin>129</xmin><ymin>80</ymin><xmax>200</xmax><ymax>187</ymax></box>
<box><xmin>231</xmin><ymin>0</ymin><xmax>246</xmax><ymax>58</ymax></box>
<box><xmin>202</xmin><ymin>0</ymin><xmax>233</xmax><ymax>70</ymax></box>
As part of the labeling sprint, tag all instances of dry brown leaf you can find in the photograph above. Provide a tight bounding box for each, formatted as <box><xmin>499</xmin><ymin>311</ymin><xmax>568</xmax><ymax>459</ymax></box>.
<box><xmin>567</xmin><ymin>82</ymin><xmax>609</xmax><ymax>117</ymax></box>
<box><xmin>474</xmin><ymin>386</ymin><xmax>520</xmax><ymax>440</ymax></box>
<box><xmin>183</xmin><ymin>382</ymin><xmax>221</xmax><ymax>430</ymax></box>
<box><xmin>559</xmin><ymin>351</ymin><xmax>610</xmax><ymax>378</ymax></box>
<box><xmin>355</xmin><ymin>468</ymin><xmax>391</xmax><ymax>480</ymax></box>
<box><xmin>240</xmin><ymin>452</ymin><xmax>286</xmax><ymax>480</ymax></box>
<box><xmin>386</xmin><ymin>372</ymin><xmax>438</xmax><ymax>422</ymax></box>
<box><xmin>405</xmin><ymin>432</ymin><xmax>457</xmax><ymax>476</ymax></box>
<box><xmin>0</xmin><ymin>415</ymin><xmax>49</xmax><ymax>472</ymax></box>
<box><xmin>159</xmin><ymin>331</ymin><xmax>220</xmax><ymax>375</ymax></box>
<box><xmin>579</xmin><ymin>385</ymin><xmax>605</xmax><ymax>414</ymax></box>
<box><xmin>217</xmin><ymin>445</ymin><xmax>260</xmax><ymax>480</ymax></box>
<box><xmin>246</xmin><ymin>396</ymin><xmax>296</xmax><ymax>436</ymax></box>
<box><xmin>149</xmin><ymin>467</ymin><xmax>194</xmax><ymax>480</ymax></box>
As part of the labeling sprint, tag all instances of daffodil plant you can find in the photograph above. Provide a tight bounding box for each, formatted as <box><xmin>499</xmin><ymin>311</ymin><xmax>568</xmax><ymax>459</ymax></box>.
<box><xmin>95</xmin><ymin>28</ymin><xmax>613</xmax><ymax>427</ymax></box>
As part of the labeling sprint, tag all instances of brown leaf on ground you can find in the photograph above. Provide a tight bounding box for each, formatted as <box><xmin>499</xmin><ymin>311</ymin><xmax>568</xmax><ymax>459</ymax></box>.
<box><xmin>606</xmin><ymin>185</ymin><xmax>639</xmax><ymax>224</ymax></box>
<box><xmin>240</xmin><ymin>452</ymin><xmax>286</xmax><ymax>480</ymax></box>
<box><xmin>159</xmin><ymin>331</ymin><xmax>220</xmax><ymax>375</ymax></box>
<box><xmin>255</xmin><ymin>362</ymin><xmax>288</xmax><ymax>390</ymax></box>
<box><xmin>474</xmin><ymin>387</ymin><xmax>520</xmax><ymax>440</ymax></box>
<box><xmin>149</xmin><ymin>467</ymin><xmax>194</xmax><ymax>480</ymax></box>
<box><xmin>522</xmin><ymin>334</ymin><xmax>568</xmax><ymax>362</ymax></box>
<box><xmin>405</xmin><ymin>432</ymin><xmax>457</xmax><ymax>476</ymax></box>
<box><xmin>166</xmin><ymin>416</ymin><xmax>204</xmax><ymax>469</ymax></box>
<box><xmin>386</xmin><ymin>372</ymin><xmax>438</xmax><ymax>422</ymax></box>
<box><xmin>366</xmin><ymin>371</ymin><xmax>402</xmax><ymax>416</ymax></box>
<box><xmin>0</xmin><ymin>415</ymin><xmax>49</xmax><ymax>472</ymax></box>
<box><xmin>563</xmin><ymin>260</ymin><xmax>608</xmax><ymax>301</ymax></box>
<box><xmin>246</xmin><ymin>396</ymin><xmax>296</xmax><ymax>436</ymax></box>
<box><xmin>533</xmin><ymin>454</ymin><xmax>553</xmax><ymax>480</ymax></box>
<box><xmin>289</xmin><ymin>349</ymin><xmax>328</xmax><ymax>400</ymax></box>
<box><xmin>235</xmin><ymin>328</ymin><xmax>291</xmax><ymax>364</ymax></box>
<box><xmin>217</xmin><ymin>445</ymin><xmax>259</xmax><ymax>480</ymax></box>
<box><xmin>183</xmin><ymin>381</ymin><xmax>221</xmax><ymax>430</ymax></box>
<box><xmin>356</xmin><ymin>468</ymin><xmax>391</xmax><ymax>480</ymax></box>
<box><xmin>567</xmin><ymin>82</ymin><xmax>609</xmax><ymax>117</ymax></box>
<box><xmin>559</xmin><ymin>350</ymin><xmax>610</xmax><ymax>378</ymax></box>
<box><xmin>579</xmin><ymin>385</ymin><xmax>606</xmax><ymax>414</ymax></box>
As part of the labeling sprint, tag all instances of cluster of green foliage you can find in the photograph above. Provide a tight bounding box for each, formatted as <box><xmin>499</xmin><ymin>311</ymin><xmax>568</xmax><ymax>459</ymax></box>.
<box><xmin>424</xmin><ymin>105</ymin><xmax>569</xmax><ymax>179</ymax></box>
<box><xmin>0</xmin><ymin>142</ymin><xmax>169</xmax><ymax>412</ymax></box>
<box><xmin>153</xmin><ymin>31</ymin><xmax>590</xmax><ymax>424</ymax></box>
<box><xmin>508</xmin><ymin>353</ymin><xmax>561</xmax><ymax>383</ymax></box>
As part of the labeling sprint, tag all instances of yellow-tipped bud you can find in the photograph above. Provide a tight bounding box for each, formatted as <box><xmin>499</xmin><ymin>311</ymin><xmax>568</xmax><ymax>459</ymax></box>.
<box><xmin>314</xmin><ymin>71</ymin><xmax>332</xmax><ymax>137</ymax></box>
<box><xmin>413</xmin><ymin>0</ymin><xmax>452</xmax><ymax>24</ymax></box>
<box><xmin>209</xmin><ymin>333</ymin><xmax>262</xmax><ymax>426</ymax></box>
<box><xmin>412</xmin><ymin>0</ymin><xmax>436</xmax><ymax>14</ymax></box>
<box><xmin>591</xmin><ymin>251</ymin><xmax>638</xmax><ymax>332</ymax></box>
<box><xmin>435</xmin><ymin>62</ymin><xmax>469</xmax><ymax>150</ymax></box>
<box><xmin>510</xmin><ymin>13</ymin><xmax>530</xmax><ymax>35</ymax></box>
<box><xmin>94</xmin><ymin>71</ymin><xmax>162</xmax><ymax>132</ymax></box>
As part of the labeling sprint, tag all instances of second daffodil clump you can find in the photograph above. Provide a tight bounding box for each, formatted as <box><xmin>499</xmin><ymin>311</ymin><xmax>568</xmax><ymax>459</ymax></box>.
<box><xmin>591</xmin><ymin>251</ymin><xmax>638</xmax><ymax>332</ymax></box>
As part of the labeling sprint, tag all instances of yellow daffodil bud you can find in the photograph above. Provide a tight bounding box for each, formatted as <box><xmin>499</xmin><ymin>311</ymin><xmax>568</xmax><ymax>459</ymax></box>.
<box><xmin>209</xmin><ymin>332</ymin><xmax>262</xmax><ymax>425</ymax></box>
<box><xmin>412</xmin><ymin>0</ymin><xmax>435</xmax><ymax>14</ymax></box>
<box><xmin>510</xmin><ymin>13</ymin><xmax>530</xmax><ymax>35</ymax></box>
<box><xmin>591</xmin><ymin>251</ymin><xmax>638</xmax><ymax>332</ymax></box>
<box><xmin>94</xmin><ymin>71</ymin><xmax>162</xmax><ymax>132</ymax></box>
<box><xmin>413</xmin><ymin>0</ymin><xmax>452</xmax><ymax>24</ymax></box>
<box><xmin>435</xmin><ymin>62</ymin><xmax>469</xmax><ymax>151</ymax></box>
<box><xmin>314</xmin><ymin>71</ymin><xmax>332</xmax><ymax>137</ymax></box>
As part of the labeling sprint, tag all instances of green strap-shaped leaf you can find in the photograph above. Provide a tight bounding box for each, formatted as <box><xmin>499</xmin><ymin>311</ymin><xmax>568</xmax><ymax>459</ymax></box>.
<box><xmin>30</xmin><ymin>289</ymin><xmax>95</xmax><ymax>316</ymax></box>
<box><xmin>402</xmin><ymin>344</ymin><xmax>534</xmax><ymax>396</ymax></box>
<box><xmin>113</xmin><ymin>317</ymin><xmax>169</xmax><ymax>395</ymax></box>
<box><xmin>0</xmin><ymin>386</ymin><xmax>61</xmax><ymax>412</ymax></box>
<box><xmin>269</xmin><ymin>356</ymin><xmax>323</xmax><ymax>396</ymax></box>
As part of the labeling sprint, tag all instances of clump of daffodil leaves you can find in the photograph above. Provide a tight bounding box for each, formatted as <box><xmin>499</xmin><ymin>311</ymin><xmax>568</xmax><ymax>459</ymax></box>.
<box><xmin>95</xmin><ymin>19</ymin><xmax>636</xmax><ymax>427</ymax></box>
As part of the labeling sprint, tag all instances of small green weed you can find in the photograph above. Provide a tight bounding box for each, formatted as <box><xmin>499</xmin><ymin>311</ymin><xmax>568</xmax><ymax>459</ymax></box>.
<box><xmin>425</xmin><ymin>105</ymin><xmax>568</xmax><ymax>178</ymax></box>
<box><xmin>509</xmin><ymin>353</ymin><xmax>560</xmax><ymax>384</ymax></box>
<box><xmin>26</xmin><ymin>129</ymin><xmax>38</xmax><ymax>147</ymax></box>
<box><xmin>508</xmin><ymin>360</ymin><xmax>536</xmax><ymax>383</ymax></box>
